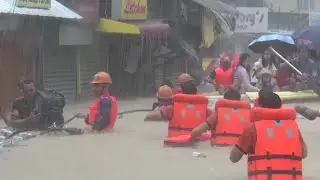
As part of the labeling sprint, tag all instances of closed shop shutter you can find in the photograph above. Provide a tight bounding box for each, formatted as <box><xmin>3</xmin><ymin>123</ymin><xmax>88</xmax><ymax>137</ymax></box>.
<box><xmin>80</xmin><ymin>41</ymin><xmax>106</xmax><ymax>98</ymax></box>
<box><xmin>43</xmin><ymin>46</ymin><xmax>77</xmax><ymax>103</ymax></box>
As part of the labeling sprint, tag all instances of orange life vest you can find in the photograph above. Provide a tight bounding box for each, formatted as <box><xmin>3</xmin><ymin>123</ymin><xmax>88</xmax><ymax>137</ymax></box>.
<box><xmin>88</xmin><ymin>95</ymin><xmax>118</xmax><ymax>132</ymax></box>
<box><xmin>248</xmin><ymin>107</ymin><xmax>302</xmax><ymax>180</ymax></box>
<box><xmin>211</xmin><ymin>99</ymin><xmax>251</xmax><ymax>146</ymax></box>
<box><xmin>215</xmin><ymin>67</ymin><xmax>233</xmax><ymax>89</ymax></box>
<box><xmin>167</xmin><ymin>94</ymin><xmax>208</xmax><ymax>137</ymax></box>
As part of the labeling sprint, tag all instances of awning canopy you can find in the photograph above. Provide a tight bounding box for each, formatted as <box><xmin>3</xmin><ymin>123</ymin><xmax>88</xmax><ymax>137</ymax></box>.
<box><xmin>134</xmin><ymin>20</ymin><xmax>170</xmax><ymax>38</ymax></box>
<box><xmin>97</xmin><ymin>19</ymin><xmax>170</xmax><ymax>38</ymax></box>
<box><xmin>192</xmin><ymin>0</ymin><xmax>240</xmax><ymax>15</ymax></box>
<box><xmin>96</xmin><ymin>18</ymin><xmax>140</xmax><ymax>35</ymax></box>
<box><xmin>192</xmin><ymin>0</ymin><xmax>239</xmax><ymax>34</ymax></box>
<box><xmin>0</xmin><ymin>0</ymin><xmax>82</xmax><ymax>19</ymax></box>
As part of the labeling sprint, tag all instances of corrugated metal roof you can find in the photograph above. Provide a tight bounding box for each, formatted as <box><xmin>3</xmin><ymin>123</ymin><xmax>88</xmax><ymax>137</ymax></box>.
<box><xmin>192</xmin><ymin>0</ymin><xmax>240</xmax><ymax>15</ymax></box>
<box><xmin>0</xmin><ymin>0</ymin><xmax>82</xmax><ymax>19</ymax></box>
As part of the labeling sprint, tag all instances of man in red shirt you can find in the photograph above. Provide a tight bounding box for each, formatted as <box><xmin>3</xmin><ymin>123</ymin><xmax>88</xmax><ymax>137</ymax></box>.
<box><xmin>145</xmin><ymin>81</ymin><xmax>212</xmax><ymax>121</ymax></box>
<box><xmin>229</xmin><ymin>92</ymin><xmax>308</xmax><ymax>163</ymax></box>
<box><xmin>190</xmin><ymin>88</ymin><xmax>242</xmax><ymax>139</ymax></box>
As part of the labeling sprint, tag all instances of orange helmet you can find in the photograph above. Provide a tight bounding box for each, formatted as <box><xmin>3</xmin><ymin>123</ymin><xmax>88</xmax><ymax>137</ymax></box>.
<box><xmin>156</xmin><ymin>85</ymin><xmax>173</xmax><ymax>99</ymax></box>
<box><xmin>91</xmin><ymin>72</ymin><xmax>112</xmax><ymax>84</ymax></box>
<box><xmin>177</xmin><ymin>73</ymin><xmax>193</xmax><ymax>84</ymax></box>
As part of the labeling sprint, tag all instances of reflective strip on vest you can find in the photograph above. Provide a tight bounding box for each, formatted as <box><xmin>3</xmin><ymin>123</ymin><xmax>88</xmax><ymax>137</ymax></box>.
<box><xmin>169</xmin><ymin>103</ymin><xmax>204</xmax><ymax>132</ymax></box>
<box><xmin>248</xmin><ymin>120</ymin><xmax>302</xmax><ymax>180</ymax></box>
<box><xmin>211</xmin><ymin>107</ymin><xmax>250</xmax><ymax>146</ymax></box>
<box><xmin>169</xmin><ymin>98</ymin><xmax>207</xmax><ymax>137</ymax></box>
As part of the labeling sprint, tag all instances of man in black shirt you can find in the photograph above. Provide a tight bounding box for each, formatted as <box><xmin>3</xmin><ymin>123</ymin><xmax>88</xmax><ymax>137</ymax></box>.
<box><xmin>10</xmin><ymin>80</ymin><xmax>41</xmax><ymax>129</ymax></box>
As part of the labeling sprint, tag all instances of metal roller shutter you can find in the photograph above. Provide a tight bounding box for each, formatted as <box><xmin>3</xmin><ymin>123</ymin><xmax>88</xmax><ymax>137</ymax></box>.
<box><xmin>43</xmin><ymin>46</ymin><xmax>77</xmax><ymax>103</ymax></box>
<box><xmin>80</xmin><ymin>41</ymin><xmax>106</xmax><ymax>98</ymax></box>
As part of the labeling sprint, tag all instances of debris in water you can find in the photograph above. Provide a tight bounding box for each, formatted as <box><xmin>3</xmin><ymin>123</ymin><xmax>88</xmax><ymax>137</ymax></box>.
<box><xmin>192</xmin><ymin>151</ymin><xmax>207</xmax><ymax>159</ymax></box>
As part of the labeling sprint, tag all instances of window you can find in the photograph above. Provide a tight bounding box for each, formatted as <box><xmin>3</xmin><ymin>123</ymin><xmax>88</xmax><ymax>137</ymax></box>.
<box><xmin>298</xmin><ymin>0</ymin><xmax>315</xmax><ymax>11</ymax></box>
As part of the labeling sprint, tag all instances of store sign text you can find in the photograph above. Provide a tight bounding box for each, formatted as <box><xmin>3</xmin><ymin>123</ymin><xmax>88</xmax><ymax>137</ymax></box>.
<box><xmin>17</xmin><ymin>0</ymin><xmax>51</xmax><ymax>9</ymax></box>
<box><xmin>235</xmin><ymin>7</ymin><xmax>268</xmax><ymax>33</ymax></box>
<box><xmin>121</xmin><ymin>0</ymin><xmax>147</xmax><ymax>20</ymax></box>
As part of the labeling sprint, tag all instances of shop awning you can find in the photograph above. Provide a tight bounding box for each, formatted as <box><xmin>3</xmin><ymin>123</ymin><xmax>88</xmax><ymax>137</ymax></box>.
<box><xmin>96</xmin><ymin>18</ymin><xmax>140</xmax><ymax>35</ymax></box>
<box><xmin>136</xmin><ymin>20</ymin><xmax>170</xmax><ymax>37</ymax></box>
<box><xmin>0</xmin><ymin>0</ymin><xmax>82</xmax><ymax>19</ymax></box>
<box><xmin>192</xmin><ymin>0</ymin><xmax>240</xmax><ymax>15</ymax></box>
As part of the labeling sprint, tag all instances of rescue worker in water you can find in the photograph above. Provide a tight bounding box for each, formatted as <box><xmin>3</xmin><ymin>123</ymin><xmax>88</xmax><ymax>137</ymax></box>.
<box><xmin>145</xmin><ymin>85</ymin><xmax>173</xmax><ymax>121</ymax></box>
<box><xmin>230</xmin><ymin>91</ymin><xmax>307</xmax><ymax>180</ymax></box>
<box><xmin>76</xmin><ymin>72</ymin><xmax>118</xmax><ymax>132</ymax></box>
<box><xmin>151</xmin><ymin>81</ymin><xmax>174</xmax><ymax>110</ymax></box>
<box><xmin>213</xmin><ymin>57</ymin><xmax>234</xmax><ymax>94</ymax></box>
<box><xmin>191</xmin><ymin>88</ymin><xmax>251</xmax><ymax>146</ymax></box>
<box><xmin>145</xmin><ymin>80</ymin><xmax>212</xmax><ymax>122</ymax></box>
<box><xmin>174</xmin><ymin>73</ymin><xmax>193</xmax><ymax>94</ymax></box>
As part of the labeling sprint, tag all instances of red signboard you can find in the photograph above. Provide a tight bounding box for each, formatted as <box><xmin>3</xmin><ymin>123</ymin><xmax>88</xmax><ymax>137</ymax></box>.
<box><xmin>71</xmin><ymin>0</ymin><xmax>100</xmax><ymax>21</ymax></box>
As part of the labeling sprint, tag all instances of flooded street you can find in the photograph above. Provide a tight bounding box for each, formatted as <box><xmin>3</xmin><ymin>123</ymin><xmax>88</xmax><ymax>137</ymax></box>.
<box><xmin>0</xmin><ymin>98</ymin><xmax>320</xmax><ymax>180</ymax></box>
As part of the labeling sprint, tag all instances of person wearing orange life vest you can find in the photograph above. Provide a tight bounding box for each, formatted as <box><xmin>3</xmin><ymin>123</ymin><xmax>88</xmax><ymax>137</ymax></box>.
<box><xmin>191</xmin><ymin>88</ymin><xmax>251</xmax><ymax>146</ymax></box>
<box><xmin>214</xmin><ymin>57</ymin><xmax>234</xmax><ymax>94</ymax></box>
<box><xmin>254</xmin><ymin>89</ymin><xmax>283</xmax><ymax>108</ymax></box>
<box><xmin>174</xmin><ymin>73</ymin><xmax>193</xmax><ymax>94</ymax></box>
<box><xmin>76</xmin><ymin>72</ymin><xmax>118</xmax><ymax>132</ymax></box>
<box><xmin>230</xmin><ymin>92</ymin><xmax>307</xmax><ymax>180</ymax></box>
<box><xmin>145</xmin><ymin>85</ymin><xmax>173</xmax><ymax>121</ymax></box>
<box><xmin>151</xmin><ymin>80</ymin><xmax>174</xmax><ymax>110</ymax></box>
<box><xmin>146</xmin><ymin>81</ymin><xmax>212</xmax><ymax>133</ymax></box>
<box><xmin>253</xmin><ymin>89</ymin><xmax>270</xmax><ymax>107</ymax></box>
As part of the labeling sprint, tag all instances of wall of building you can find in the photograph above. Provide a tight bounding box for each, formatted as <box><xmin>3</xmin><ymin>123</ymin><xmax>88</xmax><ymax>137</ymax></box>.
<box><xmin>270</xmin><ymin>0</ymin><xmax>320</xmax><ymax>12</ymax></box>
<box><xmin>0</xmin><ymin>16</ymin><xmax>40</xmax><ymax>119</ymax></box>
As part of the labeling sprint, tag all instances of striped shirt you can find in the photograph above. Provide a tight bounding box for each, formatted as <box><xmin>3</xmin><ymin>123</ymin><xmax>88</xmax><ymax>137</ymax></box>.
<box><xmin>233</xmin><ymin>66</ymin><xmax>259</xmax><ymax>94</ymax></box>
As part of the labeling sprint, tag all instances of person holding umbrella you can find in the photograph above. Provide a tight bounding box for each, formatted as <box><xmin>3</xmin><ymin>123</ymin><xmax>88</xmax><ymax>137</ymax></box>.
<box><xmin>253</xmin><ymin>48</ymin><xmax>278</xmax><ymax>90</ymax></box>
<box><xmin>248</xmin><ymin>34</ymin><xmax>305</xmax><ymax>91</ymax></box>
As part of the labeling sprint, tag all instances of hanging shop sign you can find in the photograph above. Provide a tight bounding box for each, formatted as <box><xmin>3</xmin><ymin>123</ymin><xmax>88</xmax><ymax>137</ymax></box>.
<box><xmin>235</xmin><ymin>7</ymin><xmax>268</xmax><ymax>33</ymax></box>
<box><xmin>17</xmin><ymin>0</ymin><xmax>51</xmax><ymax>9</ymax></box>
<box><xmin>121</xmin><ymin>0</ymin><xmax>147</xmax><ymax>20</ymax></box>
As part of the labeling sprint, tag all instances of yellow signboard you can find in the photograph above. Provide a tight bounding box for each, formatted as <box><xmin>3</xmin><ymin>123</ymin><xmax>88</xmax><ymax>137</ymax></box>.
<box><xmin>200</xmin><ymin>9</ymin><xmax>215</xmax><ymax>48</ymax></box>
<box><xmin>17</xmin><ymin>0</ymin><xmax>51</xmax><ymax>9</ymax></box>
<box><xmin>121</xmin><ymin>0</ymin><xmax>147</xmax><ymax>20</ymax></box>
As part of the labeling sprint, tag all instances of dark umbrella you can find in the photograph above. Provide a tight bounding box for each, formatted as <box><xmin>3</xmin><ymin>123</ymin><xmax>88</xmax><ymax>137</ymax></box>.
<box><xmin>292</xmin><ymin>25</ymin><xmax>320</xmax><ymax>49</ymax></box>
<box><xmin>248</xmin><ymin>34</ymin><xmax>295</xmax><ymax>53</ymax></box>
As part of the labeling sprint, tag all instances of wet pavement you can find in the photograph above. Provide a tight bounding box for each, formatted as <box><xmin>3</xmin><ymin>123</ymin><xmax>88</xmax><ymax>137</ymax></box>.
<box><xmin>0</xmin><ymin>98</ymin><xmax>320</xmax><ymax>180</ymax></box>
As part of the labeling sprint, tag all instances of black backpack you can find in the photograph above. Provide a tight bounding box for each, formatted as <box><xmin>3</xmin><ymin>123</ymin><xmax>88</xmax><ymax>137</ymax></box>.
<box><xmin>34</xmin><ymin>90</ymin><xmax>65</xmax><ymax>127</ymax></box>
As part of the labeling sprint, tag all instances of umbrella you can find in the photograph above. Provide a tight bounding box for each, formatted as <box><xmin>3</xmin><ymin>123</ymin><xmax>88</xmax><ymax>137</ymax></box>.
<box><xmin>292</xmin><ymin>25</ymin><xmax>320</xmax><ymax>49</ymax></box>
<box><xmin>249</xmin><ymin>34</ymin><xmax>320</xmax><ymax>95</ymax></box>
<box><xmin>248</xmin><ymin>34</ymin><xmax>295</xmax><ymax>53</ymax></box>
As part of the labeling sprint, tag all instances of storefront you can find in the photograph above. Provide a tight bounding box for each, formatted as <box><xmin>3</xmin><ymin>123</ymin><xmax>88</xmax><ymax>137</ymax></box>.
<box><xmin>0</xmin><ymin>0</ymin><xmax>82</xmax><ymax>107</ymax></box>
<box><xmin>42</xmin><ymin>22</ymin><xmax>78</xmax><ymax>103</ymax></box>
<box><xmin>97</xmin><ymin>0</ymin><xmax>172</xmax><ymax>97</ymax></box>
